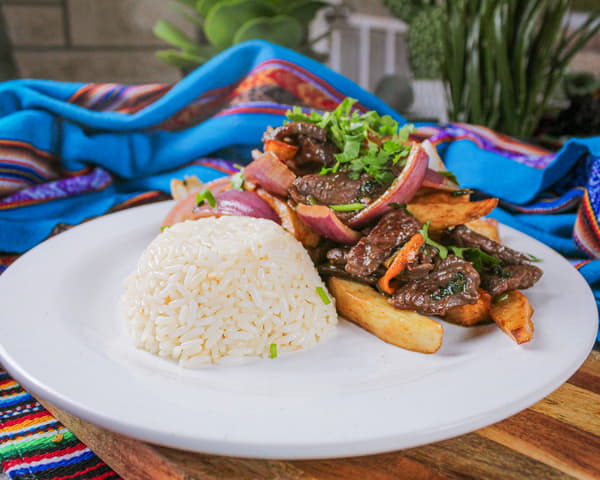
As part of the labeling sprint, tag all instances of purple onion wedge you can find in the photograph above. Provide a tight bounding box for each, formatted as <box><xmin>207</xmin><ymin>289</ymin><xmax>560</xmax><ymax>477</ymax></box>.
<box><xmin>296</xmin><ymin>204</ymin><xmax>362</xmax><ymax>244</ymax></box>
<box><xmin>191</xmin><ymin>190</ymin><xmax>281</xmax><ymax>224</ymax></box>
<box><xmin>347</xmin><ymin>143</ymin><xmax>428</xmax><ymax>229</ymax></box>
<box><xmin>244</xmin><ymin>150</ymin><xmax>296</xmax><ymax>197</ymax></box>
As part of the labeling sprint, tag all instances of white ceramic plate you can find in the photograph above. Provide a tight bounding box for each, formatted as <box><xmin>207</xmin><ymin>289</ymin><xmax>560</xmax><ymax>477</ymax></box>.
<box><xmin>0</xmin><ymin>202</ymin><xmax>597</xmax><ymax>459</ymax></box>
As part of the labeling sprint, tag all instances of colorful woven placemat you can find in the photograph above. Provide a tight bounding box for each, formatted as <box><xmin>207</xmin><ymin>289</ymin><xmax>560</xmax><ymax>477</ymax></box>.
<box><xmin>0</xmin><ymin>369</ymin><xmax>121</xmax><ymax>480</ymax></box>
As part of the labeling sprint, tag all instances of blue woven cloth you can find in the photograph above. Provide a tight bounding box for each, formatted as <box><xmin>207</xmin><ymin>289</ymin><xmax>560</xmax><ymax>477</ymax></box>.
<box><xmin>0</xmin><ymin>40</ymin><xmax>598</xmax><ymax>340</ymax></box>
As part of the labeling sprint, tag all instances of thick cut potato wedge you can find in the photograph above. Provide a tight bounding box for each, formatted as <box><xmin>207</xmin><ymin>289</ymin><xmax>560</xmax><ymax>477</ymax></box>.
<box><xmin>255</xmin><ymin>188</ymin><xmax>320</xmax><ymax>247</ymax></box>
<box><xmin>327</xmin><ymin>277</ymin><xmax>443</xmax><ymax>353</ymax></box>
<box><xmin>444</xmin><ymin>289</ymin><xmax>492</xmax><ymax>326</ymax></box>
<box><xmin>411</xmin><ymin>190</ymin><xmax>470</xmax><ymax>205</ymax></box>
<box><xmin>489</xmin><ymin>290</ymin><xmax>534</xmax><ymax>344</ymax></box>
<box><xmin>407</xmin><ymin>198</ymin><xmax>498</xmax><ymax>232</ymax></box>
<box><xmin>465</xmin><ymin>218</ymin><xmax>500</xmax><ymax>242</ymax></box>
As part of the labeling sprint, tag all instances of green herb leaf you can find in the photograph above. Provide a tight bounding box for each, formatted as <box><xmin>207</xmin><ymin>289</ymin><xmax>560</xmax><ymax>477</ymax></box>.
<box><xmin>527</xmin><ymin>253</ymin><xmax>542</xmax><ymax>262</ymax></box>
<box><xmin>419</xmin><ymin>220</ymin><xmax>448</xmax><ymax>259</ymax></box>
<box><xmin>430</xmin><ymin>272</ymin><xmax>467</xmax><ymax>300</ymax></box>
<box><xmin>307</xmin><ymin>195</ymin><xmax>317</xmax><ymax>205</ymax></box>
<box><xmin>439</xmin><ymin>170</ymin><xmax>459</xmax><ymax>184</ymax></box>
<box><xmin>160</xmin><ymin>225</ymin><xmax>170</xmax><ymax>232</ymax></box>
<box><xmin>285</xmin><ymin>98</ymin><xmax>414</xmax><ymax>184</ymax></box>
<box><xmin>329</xmin><ymin>203</ymin><xmax>366</xmax><ymax>212</ymax></box>
<box><xmin>230</xmin><ymin>166</ymin><xmax>244</xmax><ymax>190</ymax></box>
<box><xmin>451</xmin><ymin>188</ymin><xmax>472</xmax><ymax>197</ymax></box>
<box><xmin>494</xmin><ymin>293</ymin><xmax>509</xmax><ymax>303</ymax></box>
<box><xmin>269</xmin><ymin>343</ymin><xmax>278</xmax><ymax>359</ymax></box>
<box><xmin>449</xmin><ymin>246</ymin><xmax>501</xmax><ymax>273</ymax></box>
<box><xmin>316</xmin><ymin>286</ymin><xmax>331</xmax><ymax>305</ymax></box>
<box><xmin>196</xmin><ymin>189</ymin><xmax>216</xmax><ymax>208</ymax></box>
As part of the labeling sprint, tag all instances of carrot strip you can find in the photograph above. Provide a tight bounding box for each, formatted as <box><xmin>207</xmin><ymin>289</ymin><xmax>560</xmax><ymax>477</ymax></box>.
<box><xmin>264</xmin><ymin>139</ymin><xmax>299</xmax><ymax>162</ymax></box>
<box><xmin>377</xmin><ymin>233</ymin><xmax>425</xmax><ymax>295</ymax></box>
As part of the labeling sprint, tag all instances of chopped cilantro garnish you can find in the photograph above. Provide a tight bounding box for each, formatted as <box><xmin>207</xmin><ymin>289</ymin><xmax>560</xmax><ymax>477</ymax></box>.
<box><xmin>439</xmin><ymin>171</ymin><xmax>459</xmax><ymax>184</ymax></box>
<box><xmin>160</xmin><ymin>225</ymin><xmax>170</xmax><ymax>232</ymax></box>
<box><xmin>527</xmin><ymin>253</ymin><xmax>542</xmax><ymax>262</ymax></box>
<box><xmin>269</xmin><ymin>343</ymin><xmax>278</xmax><ymax>359</ymax></box>
<box><xmin>307</xmin><ymin>195</ymin><xmax>317</xmax><ymax>205</ymax></box>
<box><xmin>430</xmin><ymin>272</ymin><xmax>467</xmax><ymax>300</ymax></box>
<box><xmin>286</xmin><ymin>98</ymin><xmax>414</xmax><ymax>184</ymax></box>
<box><xmin>316</xmin><ymin>286</ymin><xmax>331</xmax><ymax>305</ymax></box>
<box><xmin>419</xmin><ymin>220</ymin><xmax>448</xmax><ymax>259</ymax></box>
<box><xmin>196</xmin><ymin>189</ymin><xmax>216</xmax><ymax>208</ymax></box>
<box><xmin>329</xmin><ymin>203</ymin><xmax>366</xmax><ymax>212</ymax></box>
<box><xmin>448</xmin><ymin>246</ymin><xmax>502</xmax><ymax>273</ymax></box>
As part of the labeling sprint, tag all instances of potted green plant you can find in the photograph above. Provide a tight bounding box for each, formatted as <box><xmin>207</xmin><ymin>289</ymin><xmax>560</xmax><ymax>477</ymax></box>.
<box><xmin>153</xmin><ymin>0</ymin><xmax>330</xmax><ymax>71</ymax></box>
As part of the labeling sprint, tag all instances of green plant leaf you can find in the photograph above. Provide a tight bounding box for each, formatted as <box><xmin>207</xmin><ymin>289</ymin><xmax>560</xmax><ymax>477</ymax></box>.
<box><xmin>155</xmin><ymin>49</ymin><xmax>207</xmax><ymax>69</ymax></box>
<box><xmin>283</xmin><ymin>1</ymin><xmax>328</xmax><ymax>26</ymax></box>
<box><xmin>196</xmin><ymin>0</ymin><xmax>221</xmax><ymax>17</ymax></box>
<box><xmin>233</xmin><ymin>15</ymin><xmax>303</xmax><ymax>48</ymax></box>
<box><xmin>204</xmin><ymin>0</ymin><xmax>275</xmax><ymax>48</ymax></box>
<box><xmin>153</xmin><ymin>20</ymin><xmax>199</xmax><ymax>52</ymax></box>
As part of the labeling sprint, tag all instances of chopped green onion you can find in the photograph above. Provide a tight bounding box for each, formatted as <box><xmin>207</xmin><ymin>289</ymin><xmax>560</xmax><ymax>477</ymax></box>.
<box><xmin>439</xmin><ymin>170</ymin><xmax>459</xmax><ymax>184</ymax></box>
<box><xmin>231</xmin><ymin>170</ymin><xmax>244</xmax><ymax>190</ymax></box>
<box><xmin>160</xmin><ymin>225</ymin><xmax>170</xmax><ymax>232</ymax></box>
<box><xmin>316</xmin><ymin>286</ymin><xmax>331</xmax><ymax>305</ymax></box>
<box><xmin>196</xmin><ymin>189</ymin><xmax>216</xmax><ymax>208</ymax></box>
<box><xmin>527</xmin><ymin>253</ymin><xmax>542</xmax><ymax>262</ymax></box>
<box><xmin>269</xmin><ymin>343</ymin><xmax>278</xmax><ymax>359</ymax></box>
<box><xmin>451</xmin><ymin>189</ymin><xmax>472</xmax><ymax>197</ymax></box>
<box><xmin>495</xmin><ymin>293</ymin><xmax>509</xmax><ymax>303</ymax></box>
<box><xmin>418</xmin><ymin>220</ymin><xmax>448</xmax><ymax>259</ymax></box>
<box><xmin>329</xmin><ymin>203</ymin><xmax>366</xmax><ymax>212</ymax></box>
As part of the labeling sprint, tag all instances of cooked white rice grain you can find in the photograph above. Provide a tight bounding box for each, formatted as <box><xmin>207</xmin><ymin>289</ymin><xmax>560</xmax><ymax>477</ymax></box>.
<box><xmin>121</xmin><ymin>216</ymin><xmax>337</xmax><ymax>366</ymax></box>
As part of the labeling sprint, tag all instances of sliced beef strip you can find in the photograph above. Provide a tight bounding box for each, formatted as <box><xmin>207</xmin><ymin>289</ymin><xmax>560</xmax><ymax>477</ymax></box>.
<box><xmin>480</xmin><ymin>264</ymin><xmax>543</xmax><ymax>296</ymax></box>
<box><xmin>263</xmin><ymin>122</ymin><xmax>338</xmax><ymax>175</ymax></box>
<box><xmin>345</xmin><ymin>209</ymin><xmax>422</xmax><ymax>277</ymax></box>
<box><xmin>445</xmin><ymin>225</ymin><xmax>531</xmax><ymax>265</ymax></box>
<box><xmin>289</xmin><ymin>172</ymin><xmax>386</xmax><ymax>206</ymax></box>
<box><xmin>326</xmin><ymin>247</ymin><xmax>350</xmax><ymax>265</ymax></box>
<box><xmin>390</xmin><ymin>255</ymin><xmax>480</xmax><ymax>316</ymax></box>
<box><xmin>317</xmin><ymin>264</ymin><xmax>380</xmax><ymax>286</ymax></box>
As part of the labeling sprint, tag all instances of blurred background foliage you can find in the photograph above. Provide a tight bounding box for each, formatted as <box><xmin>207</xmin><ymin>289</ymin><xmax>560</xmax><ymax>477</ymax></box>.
<box><xmin>153</xmin><ymin>0</ymin><xmax>331</xmax><ymax>70</ymax></box>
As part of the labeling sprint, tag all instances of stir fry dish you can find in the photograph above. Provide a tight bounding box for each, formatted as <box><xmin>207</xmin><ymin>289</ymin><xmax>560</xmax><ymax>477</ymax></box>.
<box><xmin>164</xmin><ymin>99</ymin><xmax>543</xmax><ymax>353</ymax></box>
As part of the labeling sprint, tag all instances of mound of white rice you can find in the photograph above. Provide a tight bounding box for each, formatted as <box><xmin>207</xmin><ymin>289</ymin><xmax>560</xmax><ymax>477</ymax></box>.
<box><xmin>121</xmin><ymin>216</ymin><xmax>337</xmax><ymax>367</ymax></box>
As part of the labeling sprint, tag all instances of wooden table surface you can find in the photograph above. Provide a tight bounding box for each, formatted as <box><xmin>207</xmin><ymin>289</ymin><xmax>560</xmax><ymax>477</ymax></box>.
<box><xmin>34</xmin><ymin>350</ymin><xmax>599</xmax><ymax>480</ymax></box>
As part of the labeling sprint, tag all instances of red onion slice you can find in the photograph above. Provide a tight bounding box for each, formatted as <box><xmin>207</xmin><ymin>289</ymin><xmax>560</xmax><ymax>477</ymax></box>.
<box><xmin>163</xmin><ymin>177</ymin><xmax>231</xmax><ymax>227</ymax></box>
<box><xmin>421</xmin><ymin>168</ymin><xmax>460</xmax><ymax>191</ymax></box>
<box><xmin>296</xmin><ymin>204</ymin><xmax>361</xmax><ymax>244</ymax></box>
<box><xmin>191</xmin><ymin>189</ymin><xmax>281</xmax><ymax>224</ymax></box>
<box><xmin>244</xmin><ymin>151</ymin><xmax>296</xmax><ymax>197</ymax></box>
<box><xmin>347</xmin><ymin>143</ymin><xmax>428</xmax><ymax>228</ymax></box>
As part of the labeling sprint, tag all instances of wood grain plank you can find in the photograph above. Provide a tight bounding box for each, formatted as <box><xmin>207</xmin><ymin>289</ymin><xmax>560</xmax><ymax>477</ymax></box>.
<box><xmin>568</xmin><ymin>350</ymin><xmax>600</xmax><ymax>395</ymax></box>
<box><xmin>402</xmin><ymin>432</ymin><xmax>573</xmax><ymax>480</ymax></box>
<box><xmin>529</xmin><ymin>382</ymin><xmax>600</xmax><ymax>436</ymax></box>
<box><xmin>291</xmin><ymin>453</ymin><xmax>451</xmax><ymax>480</ymax></box>
<box><xmin>479</xmin><ymin>409</ymin><xmax>600</xmax><ymax>480</ymax></box>
<box><xmin>154</xmin><ymin>447</ymin><xmax>316</xmax><ymax>480</ymax></box>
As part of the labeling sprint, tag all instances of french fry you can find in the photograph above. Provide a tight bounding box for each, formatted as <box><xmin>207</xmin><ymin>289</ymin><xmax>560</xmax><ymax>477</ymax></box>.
<box><xmin>255</xmin><ymin>188</ymin><xmax>320</xmax><ymax>247</ymax></box>
<box><xmin>327</xmin><ymin>277</ymin><xmax>443</xmax><ymax>353</ymax></box>
<box><xmin>444</xmin><ymin>289</ymin><xmax>492</xmax><ymax>326</ymax></box>
<box><xmin>489</xmin><ymin>290</ymin><xmax>534</xmax><ymax>344</ymax></box>
<box><xmin>465</xmin><ymin>217</ymin><xmax>500</xmax><ymax>241</ymax></box>
<box><xmin>407</xmin><ymin>198</ymin><xmax>498</xmax><ymax>232</ymax></box>
<box><xmin>411</xmin><ymin>190</ymin><xmax>470</xmax><ymax>205</ymax></box>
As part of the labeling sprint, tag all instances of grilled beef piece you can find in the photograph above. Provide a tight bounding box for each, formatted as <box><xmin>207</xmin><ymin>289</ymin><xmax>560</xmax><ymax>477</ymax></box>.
<box><xmin>345</xmin><ymin>209</ymin><xmax>422</xmax><ymax>277</ymax></box>
<box><xmin>481</xmin><ymin>264</ymin><xmax>543</xmax><ymax>296</ymax></box>
<box><xmin>326</xmin><ymin>247</ymin><xmax>350</xmax><ymax>265</ymax></box>
<box><xmin>263</xmin><ymin>122</ymin><xmax>338</xmax><ymax>175</ymax></box>
<box><xmin>390</xmin><ymin>255</ymin><xmax>480</xmax><ymax>315</ymax></box>
<box><xmin>289</xmin><ymin>172</ymin><xmax>386</xmax><ymax>207</ymax></box>
<box><xmin>402</xmin><ymin>244</ymin><xmax>438</xmax><ymax>280</ymax></box>
<box><xmin>317</xmin><ymin>263</ymin><xmax>380</xmax><ymax>286</ymax></box>
<box><xmin>446</xmin><ymin>225</ymin><xmax>530</xmax><ymax>265</ymax></box>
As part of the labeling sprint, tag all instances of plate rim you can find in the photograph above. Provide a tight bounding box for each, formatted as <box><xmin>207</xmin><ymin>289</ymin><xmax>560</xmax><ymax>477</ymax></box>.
<box><xmin>0</xmin><ymin>201</ymin><xmax>597</xmax><ymax>459</ymax></box>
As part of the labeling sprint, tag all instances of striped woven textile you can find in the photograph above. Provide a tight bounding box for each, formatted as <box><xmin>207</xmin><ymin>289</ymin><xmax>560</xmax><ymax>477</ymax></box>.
<box><xmin>0</xmin><ymin>370</ymin><xmax>121</xmax><ymax>480</ymax></box>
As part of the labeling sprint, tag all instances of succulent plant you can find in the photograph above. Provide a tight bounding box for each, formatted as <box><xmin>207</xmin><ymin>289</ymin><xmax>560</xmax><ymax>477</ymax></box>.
<box><xmin>154</xmin><ymin>0</ymin><xmax>329</xmax><ymax>70</ymax></box>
